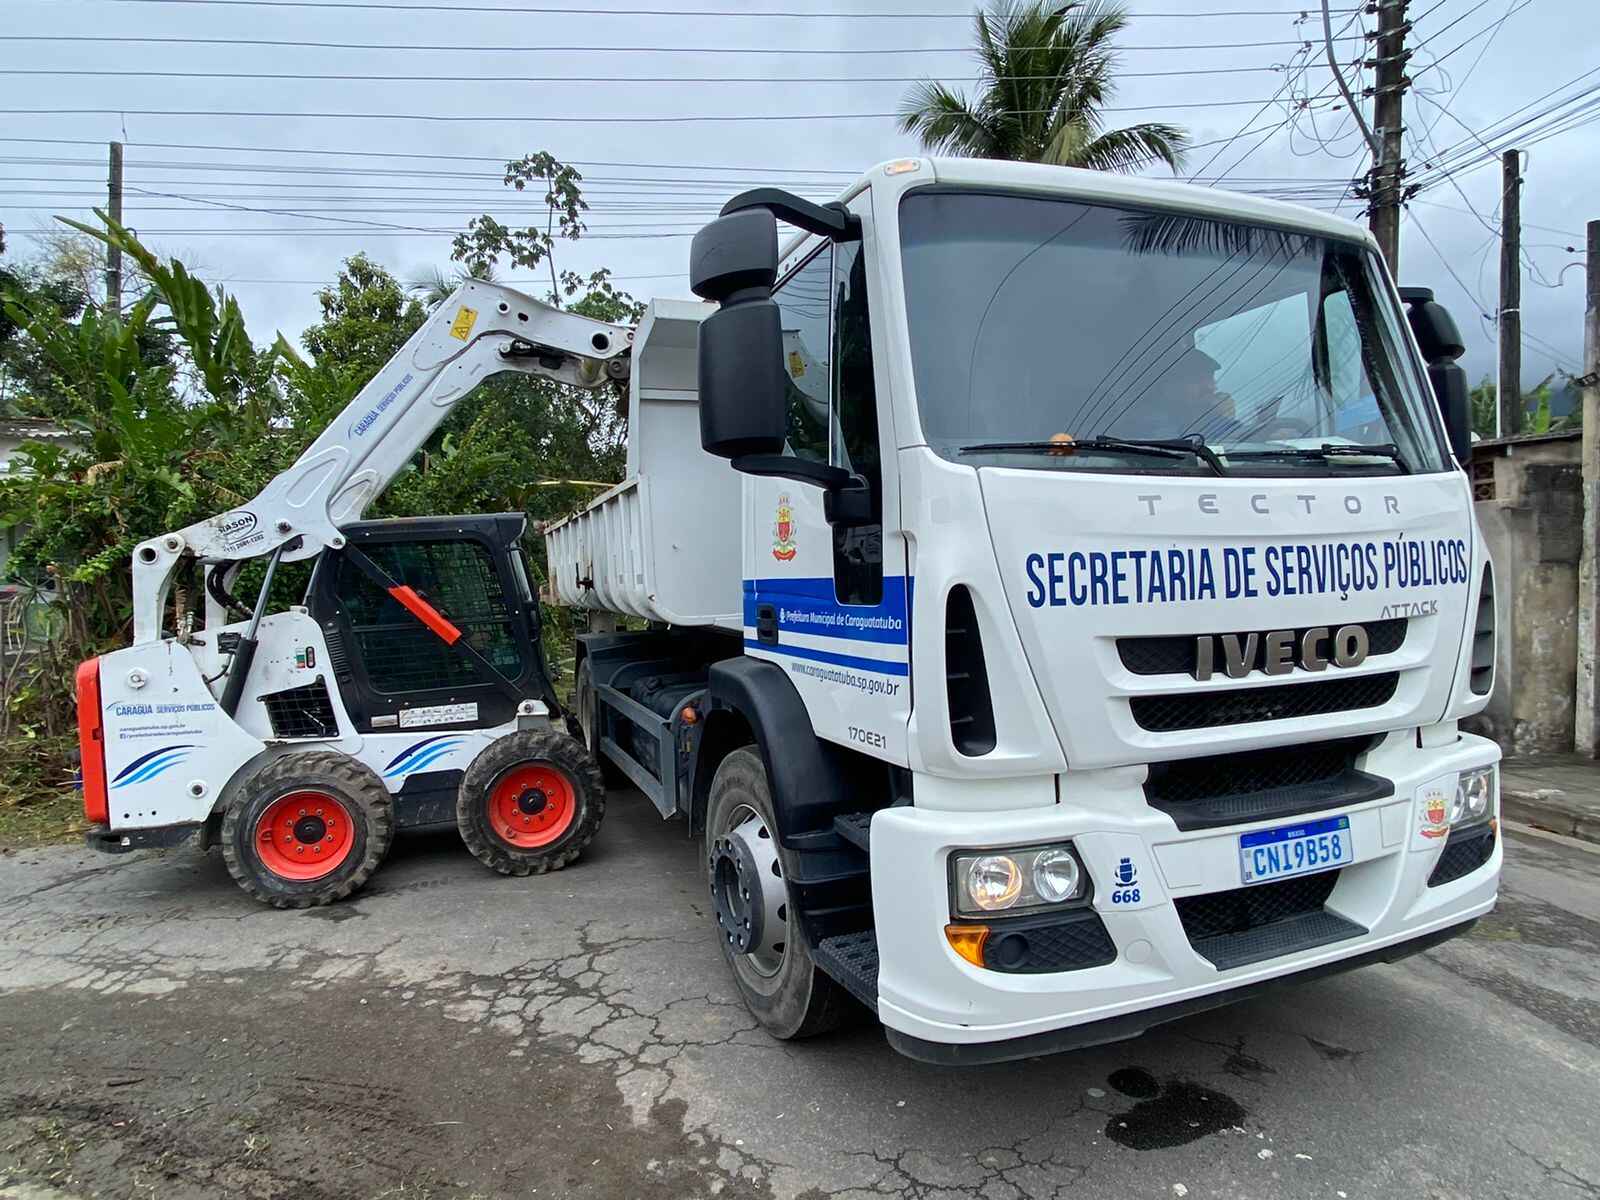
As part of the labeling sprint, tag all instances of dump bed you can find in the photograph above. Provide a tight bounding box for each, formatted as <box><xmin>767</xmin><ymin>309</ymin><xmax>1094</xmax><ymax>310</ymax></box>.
<box><xmin>544</xmin><ymin>299</ymin><xmax>744</xmax><ymax>630</ymax></box>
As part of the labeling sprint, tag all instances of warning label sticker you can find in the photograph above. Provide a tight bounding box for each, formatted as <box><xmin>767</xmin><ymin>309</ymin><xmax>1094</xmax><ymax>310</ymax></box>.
<box><xmin>399</xmin><ymin>702</ymin><xmax>478</xmax><ymax>728</ymax></box>
<box><xmin>448</xmin><ymin>305</ymin><xmax>479</xmax><ymax>341</ymax></box>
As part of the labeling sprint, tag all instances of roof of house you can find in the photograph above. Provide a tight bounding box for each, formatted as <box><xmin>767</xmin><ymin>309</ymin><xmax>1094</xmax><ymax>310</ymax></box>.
<box><xmin>0</xmin><ymin>417</ymin><xmax>76</xmax><ymax>441</ymax></box>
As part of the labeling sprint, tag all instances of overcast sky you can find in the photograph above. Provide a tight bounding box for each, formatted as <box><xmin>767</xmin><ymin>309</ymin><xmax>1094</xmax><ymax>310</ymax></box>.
<box><xmin>3</xmin><ymin>0</ymin><xmax>1595</xmax><ymax>389</ymax></box>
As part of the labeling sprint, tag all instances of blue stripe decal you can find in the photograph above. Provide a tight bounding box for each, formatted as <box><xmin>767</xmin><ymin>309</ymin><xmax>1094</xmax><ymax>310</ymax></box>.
<box><xmin>744</xmin><ymin>639</ymin><xmax>910</xmax><ymax>676</ymax></box>
<box><xmin>742</xmin><ymin>576</ymin><xmax>911</xmax><ymax>646</ymax></box>
<box><xmin>383</xmin><ymin>735</ymin><xmax>455</xmax><ymax>772</ymax></box>
<box><xmin>111</xmin><ymin>743</ymin><xmax>196</xmax><ymax>783</ymax></box>
<box><xmin>112</xmin><ymin>749</ymin><xmax>193</xmax><ymax>789</ymax></box>
<box><xmin>383</xmin><ymin>738</ymin><xmax>466</xmax><ymax>778</ymax></box>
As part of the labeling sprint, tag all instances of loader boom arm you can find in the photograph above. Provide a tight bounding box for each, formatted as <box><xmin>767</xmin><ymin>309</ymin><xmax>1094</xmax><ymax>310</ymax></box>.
<box><xmin>131</xmin><ymin>279</ymin><xmax>633</xmax><ymax>645</ymax></box>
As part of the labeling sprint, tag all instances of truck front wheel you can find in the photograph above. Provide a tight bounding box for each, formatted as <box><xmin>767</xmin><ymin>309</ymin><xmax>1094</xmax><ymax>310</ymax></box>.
<box><xmin>704</xmin><ymin>747</ymin><xmax>846</xmax><ymax>1040</ymax></box>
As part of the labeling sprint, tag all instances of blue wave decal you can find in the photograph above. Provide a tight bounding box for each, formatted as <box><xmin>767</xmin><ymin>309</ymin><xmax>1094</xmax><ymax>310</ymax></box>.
<box><xmin>111</xmin><ymin>745</ymin><xmax>195</xmax><ymax>789</ymax></box>
<box><xmin>383</xmin><ymin>735</ymin><xmax>454</xmax><ymax>773</ymax></box>
<box><xmin>382</xmin><ymin>738</ymin><xmax>465</xmax><ymax>778</ymax></box>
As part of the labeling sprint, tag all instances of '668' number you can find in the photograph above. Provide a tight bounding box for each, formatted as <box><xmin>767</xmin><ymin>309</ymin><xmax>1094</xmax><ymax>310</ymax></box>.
<box><xmin>1111</xmin><ymin>887</ymin><xmax>1141</xmax><ymax>905</ymax></box>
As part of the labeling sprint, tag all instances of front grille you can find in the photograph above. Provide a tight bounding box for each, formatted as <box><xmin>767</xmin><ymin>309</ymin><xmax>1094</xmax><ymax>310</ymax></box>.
<box><xmin>261</xmin><ymin>679</ymin><xmax>339</xmax><ymax>739</ymax></box>
<box><xmin>1145</xmin><ymin>736</ymin><xmax>1391</xmax><ymax>831</ymax></box>
<box><xmin>1130</xmin><ymin>672</ymin><xmax>1399</xmax><ymax>732</ymax></box>
<box><xmin>1119</xmin><ymin>618</ymin><xmax>1407</xmax><ymax>677</ymax></box>
<box><xmin>1175</xmin><ymin>870</ymin><xmax>1340</xmax><ymax>942</ymax></box>
<box><xmin>1174</xmin><ymin>869</ymin><xmax>1366</xmax><ymax>970</ymax></box>
<box><xmin>1428</xmin><ymin>824</ymin><xmax>1496</xmax><ymax>887</ymax></box>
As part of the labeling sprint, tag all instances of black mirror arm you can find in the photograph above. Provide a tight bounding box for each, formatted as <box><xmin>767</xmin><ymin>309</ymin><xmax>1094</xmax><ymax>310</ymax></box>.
<box><xmin>732</xmin><ymin>453</ymin><xmax>854</xmax><ymax>491</ymax></box>
<box><xmin>720</xmin><ymin>189</ymin><xmax>862</xmax><ymax>242</ymax></box>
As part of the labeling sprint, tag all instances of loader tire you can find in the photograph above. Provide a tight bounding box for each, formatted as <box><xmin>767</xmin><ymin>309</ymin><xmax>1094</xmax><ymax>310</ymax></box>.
<box><xmin>456</xmin><ymin>729</ymin><xmax>605</xmax><ymax>877</ymax></box>
<box><xmin>574</xmin><ymin>659</ymin><xmax>627</xmax><ymax>787</ymax></box>
<box><xmin>703</xmin><ymin>747</ymin><xmax>848</xmax><ymax>1041</ymax></box>
<box><xmin>221</xmin><ymin>751</ymin><xmax>394</xmax><ymax>909</ymax></box>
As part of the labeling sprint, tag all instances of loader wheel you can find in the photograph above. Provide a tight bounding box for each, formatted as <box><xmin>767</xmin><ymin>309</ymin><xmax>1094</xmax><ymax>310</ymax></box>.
<box><xmin>703</xmin><ymin>747</ymin><xmax>847</xmax><ymax>1040</ymax></box>
<box><xmin>221</xmin><ymin>751</ymin><xmax>393</xmax><ymax>909</ymax></box>
<box><xmin>574</xmin><ymin>659</ymin><xmax>626</xmax><ymax>787</ymax></box>
<box><xmin>457</xmin><ymin>729</ymin><xmax>605</xmax><ymax>876</ymax></box>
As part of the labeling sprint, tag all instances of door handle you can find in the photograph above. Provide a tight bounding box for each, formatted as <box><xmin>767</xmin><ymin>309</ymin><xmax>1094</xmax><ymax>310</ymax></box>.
<box><xmin>756</xmin><ymin>603</ymin><xmax>779</xmax><ymax>645</ymax></box>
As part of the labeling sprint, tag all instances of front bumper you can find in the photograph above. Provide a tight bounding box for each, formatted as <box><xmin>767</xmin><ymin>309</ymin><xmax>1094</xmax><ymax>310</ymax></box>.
<box><xmin>870</xmin><ymin>732</ymin><xmax>1500</xmax><ymax>1055</ymax></box>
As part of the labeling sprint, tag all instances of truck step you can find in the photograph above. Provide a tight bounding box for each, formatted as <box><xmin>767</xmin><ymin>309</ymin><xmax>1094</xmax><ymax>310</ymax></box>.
<box><xmin>832</xmin><ymin>812</ymin><xmax>873</xmax><ymax>854</ymax></box>
<box><xmin>1187</xmin><ymin>910</ymin><xmax>1367</xmax><ymax>972</ymax></box>
<box><xmin>813</xmin><ymin>928</ymin><xmax>879</xmax><ymax>1011</ymax></box>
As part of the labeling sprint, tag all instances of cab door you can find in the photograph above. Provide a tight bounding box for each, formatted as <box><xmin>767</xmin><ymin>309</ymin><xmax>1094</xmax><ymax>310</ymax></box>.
<box><xmin>307</xmin><ymin>517</ymin><xmax>548</xmax><ymax>735</ymax></box>
<box><xmin>744</xmin><ymin>201</ymin><xmax>912</xmax><ymax>765</ymax></box>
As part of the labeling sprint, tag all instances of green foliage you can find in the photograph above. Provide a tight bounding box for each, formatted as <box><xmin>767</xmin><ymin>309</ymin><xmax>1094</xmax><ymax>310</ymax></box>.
<box><xmin>898</xmin><ymin>0</ymin><xmax>1187</xmax><ymax>171</ymax></box>
<box><xmin>1468</xmin><ymin>373</ymin><xmax>1572</xmax><ymax>438</ymax></box>
<box><xmin>451</xmin><ymin>152</ymin><xmax>588</xmax><ymax>292</ymax></box>
<box><xmin>1469</xmin><ymin>376</ymin><xmax>1497</xmax><ymax>438</ymax></box>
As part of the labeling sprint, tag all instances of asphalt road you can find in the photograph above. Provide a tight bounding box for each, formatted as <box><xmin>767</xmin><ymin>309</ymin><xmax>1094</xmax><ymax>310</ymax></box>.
<box><xmin>1</xmin><ymin>797</ymin><xmax>1597</xmax><ymax>1200</ymax></box>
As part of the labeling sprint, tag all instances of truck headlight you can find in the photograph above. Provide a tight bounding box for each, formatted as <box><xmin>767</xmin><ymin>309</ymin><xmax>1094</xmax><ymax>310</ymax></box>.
<box><xmin>1454</xmin><ymin>766</ymin><xmax>1496</xmax><ymax>827</ymax></box>
<box><xmin>951</xmin><ymin>843</ymin><xmax>1088</xmax><ymax>918</ymax></box>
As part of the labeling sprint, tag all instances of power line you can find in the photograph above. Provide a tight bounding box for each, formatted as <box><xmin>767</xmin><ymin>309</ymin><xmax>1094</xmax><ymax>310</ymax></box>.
<box><xmin>0</xmin><ymin>137</ymin><xmax>862</xmax><ymax>175</ymax></box>
<box><xmin>8</xmin><ymin>227</ymin><xmax>696</xmax><ymax>239</ymax></box>
<box><xmin>0</xmin><ymin>65</ymin><xmax>1286</xmax><ymax>83</ymax></box>
<box><xmin>0</xmin><ymin>98</ymin><xmax>1310</xmax><ymax>123</ymax></box>
<box><xmin>64</xmin><ymin>0</ymin><xmax>1364</xmax><ymax>16</ymax></box>
<box><xmin>0</xmin><ymin>32</ymin><xmax>1366</xmax><ymax>54</ymax></box>
<box><xmin>1408</xmin><ymin>197</ymin><xmax>1583</xmax><ymax>240</ymax></box>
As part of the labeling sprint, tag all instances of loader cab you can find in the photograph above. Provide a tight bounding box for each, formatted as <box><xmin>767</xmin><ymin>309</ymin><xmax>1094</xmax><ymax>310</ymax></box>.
<box><xmin>304</xmin><ymin>512</ymin><xmax>560</xmax><ymax>735</ymax></box>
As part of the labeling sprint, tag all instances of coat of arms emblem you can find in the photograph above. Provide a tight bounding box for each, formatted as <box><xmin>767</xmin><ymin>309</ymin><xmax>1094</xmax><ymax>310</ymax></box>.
<box><xmin>772</xmin><ymin>494</ymin><xmax>797</xmax><ymax>562</ymax></box>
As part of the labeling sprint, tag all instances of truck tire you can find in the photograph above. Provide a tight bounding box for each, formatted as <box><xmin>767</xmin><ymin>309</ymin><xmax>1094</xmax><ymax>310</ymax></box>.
<box><xmin>220</xmin><ymin>751</ymin><xmax>394</xmax><ymax>909</ymax></box>
<box><xmin>456</xmin><ymin>729</ymin><xmax>605</xmax><ymax>876</ymax></box>
<box><xmin>574</xmin><ymin>659</ymin><xmax>626</xmax><ymax>787</ymax></box>
<box><xmin>704</xmin><ymin>747</ymin><xmax>848</xmax><ymax>1040</ymax></box>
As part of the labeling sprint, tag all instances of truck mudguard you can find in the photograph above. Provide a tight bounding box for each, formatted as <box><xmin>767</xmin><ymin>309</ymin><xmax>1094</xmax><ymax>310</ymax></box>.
<box><xmin>700</xmin><ymin>655</ymin><xmax>858</xmax><ymax>846</ymax></box>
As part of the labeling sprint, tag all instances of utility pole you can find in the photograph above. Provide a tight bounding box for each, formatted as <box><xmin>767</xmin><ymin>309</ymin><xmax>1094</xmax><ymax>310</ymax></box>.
<box><xmin>1577</xmin><ymin>220</ymin><xmax>1600</xmax><ymax>755</ymax></box>
<box><xmin>1367</xmin><ymin>0</ymin><xmax>1409</xmax><ymax>273</ymax></box>
<box><xmin>1497</xmin><ymin>150</ymin><xmax>1523</xmax><ymax>438</ymax></box>
<box><xmin>105</xmin><ymin>140</ymin><xmax>123</xmax><ymax>316</ymax></box>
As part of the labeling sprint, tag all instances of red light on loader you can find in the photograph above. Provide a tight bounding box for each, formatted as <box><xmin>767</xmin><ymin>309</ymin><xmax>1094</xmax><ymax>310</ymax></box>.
<box><xmin>75</xmin><ymin>658</ymin><xmax>109</xmax><ymax>824</ymax></box>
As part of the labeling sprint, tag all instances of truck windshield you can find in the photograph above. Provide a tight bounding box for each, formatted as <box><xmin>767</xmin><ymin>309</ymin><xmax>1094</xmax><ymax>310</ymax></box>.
<box><xmin>898</xmin><ymin>189</ymin><xmax>1448</xmax><ymax>475</ymax></box>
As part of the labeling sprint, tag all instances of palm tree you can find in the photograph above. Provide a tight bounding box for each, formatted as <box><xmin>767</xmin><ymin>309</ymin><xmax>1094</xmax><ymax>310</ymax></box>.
<box><xmin>407</xmin><ymin>261</ymin><xmax>498</xmax><ymax>310</ymax></box>
<box><xmin>897</xmin><ymin>0</ymin><xmax>1188</xmax><ymax>173</ymax></box>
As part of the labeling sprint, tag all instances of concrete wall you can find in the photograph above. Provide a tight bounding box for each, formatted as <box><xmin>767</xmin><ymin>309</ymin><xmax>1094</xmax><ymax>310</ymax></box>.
<box><xmin>1467</xmin><ymin>431</ymin><xmax>1583</xmax><ymax>754</ymax></box>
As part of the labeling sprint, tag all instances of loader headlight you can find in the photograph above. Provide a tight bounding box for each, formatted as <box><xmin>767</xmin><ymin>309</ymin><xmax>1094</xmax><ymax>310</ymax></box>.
<box><xmin>1454</xmin><ymin>766</ymin><xmax>1496</xmax><ymax>827</ymax></box>
<box><xmin>951</xmin><ymin>843</ymin><xmax>1088</xmax><ymax>918</ymax></box>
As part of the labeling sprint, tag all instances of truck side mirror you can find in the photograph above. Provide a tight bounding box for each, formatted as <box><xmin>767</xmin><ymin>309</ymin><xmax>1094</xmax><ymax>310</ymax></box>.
<box><xmin>1400</xmin><ymin>287</ymin><xmax>1472</xmax><ymax>467</ymax></box>
<box><xmin>691</xmin><ymin>209</ymin><xmax>787</xmax><ymax>460</ymax></box>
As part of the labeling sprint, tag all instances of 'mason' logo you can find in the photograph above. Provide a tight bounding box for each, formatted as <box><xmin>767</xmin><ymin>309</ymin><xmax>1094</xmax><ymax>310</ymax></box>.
<box><xmin>772</xmin><ymin>493</ymin><xmax>797</xmax><ymax>562</ymax></box>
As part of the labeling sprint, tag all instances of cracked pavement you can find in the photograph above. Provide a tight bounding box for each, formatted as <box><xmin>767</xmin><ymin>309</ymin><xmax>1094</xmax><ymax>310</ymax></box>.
<box><xmin>2</xmin><ymin>801</ymin><xmax>1598</xmax><ymax>1199</ymax></box>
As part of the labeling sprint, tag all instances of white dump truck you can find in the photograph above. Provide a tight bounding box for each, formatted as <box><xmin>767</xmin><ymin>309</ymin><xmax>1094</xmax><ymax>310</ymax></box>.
<box><xmin>545</xmin><ymin>157</ymin><xmax>1501</xmax><ymax>1063</ymax></box>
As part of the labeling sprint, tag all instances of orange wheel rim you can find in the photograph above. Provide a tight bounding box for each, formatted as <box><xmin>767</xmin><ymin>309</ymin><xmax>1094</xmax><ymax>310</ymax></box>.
<box><xmin>254</xmin><ymin>790</ymin><xmax>355</xmax><ymax>881</ymax></box>
<box><xmin>488</xmin><ymin>763</ymin><xmax>578</xmax><ymax>849</ymax></box>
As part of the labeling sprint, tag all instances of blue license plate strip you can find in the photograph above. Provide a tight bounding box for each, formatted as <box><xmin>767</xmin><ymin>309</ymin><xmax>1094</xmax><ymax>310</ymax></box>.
<box><xmin>1238</xmin><ymin>815</ymin><xmax>1353</xmax><ymax>886</ymax></box>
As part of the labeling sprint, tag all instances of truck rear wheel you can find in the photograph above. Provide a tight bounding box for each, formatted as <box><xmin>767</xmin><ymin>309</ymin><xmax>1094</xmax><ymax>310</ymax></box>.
<box><xmin>221</xmin><ymin>751</ymin><xmax>394</xmax><ymax>909</ymax></box>
<box><xmin>704</xmin><ymin>747</ymin><xmax>847</xmax><ymax>1040</ymax></box>
<box><xmin>457</xmin><ymin>729</ymin><xmax>605</xmax><ymax>876</ymax></box>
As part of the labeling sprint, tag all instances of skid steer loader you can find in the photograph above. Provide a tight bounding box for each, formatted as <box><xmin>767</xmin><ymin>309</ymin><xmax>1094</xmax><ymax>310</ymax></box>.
<box><xmin>75</xmin><ymin>283</ymin><xmax>630</xmax><ymax>907</ymax></box>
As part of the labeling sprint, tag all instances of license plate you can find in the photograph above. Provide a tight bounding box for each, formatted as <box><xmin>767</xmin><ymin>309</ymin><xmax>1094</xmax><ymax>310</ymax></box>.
<box><xmin>1238</xmin><ymin>815</ymin><xmax>1353</xmax><ymax>885</ymax></box>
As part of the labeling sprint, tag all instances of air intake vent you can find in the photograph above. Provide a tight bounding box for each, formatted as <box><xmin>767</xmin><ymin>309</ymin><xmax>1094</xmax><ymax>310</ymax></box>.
<box><xmin>945</xmin><ymin>585</ymin><xmax>997</xmax><ymax>756</ymax></box>
<box><xmin>261</xmin><ymin>678</ymin><xmax>339</xmax><ymax>739</ymax></box>
<box><xmin>1469</xmin><ymin>567</ymin><xmax>1495</xmax><ymax>696</ymax></box>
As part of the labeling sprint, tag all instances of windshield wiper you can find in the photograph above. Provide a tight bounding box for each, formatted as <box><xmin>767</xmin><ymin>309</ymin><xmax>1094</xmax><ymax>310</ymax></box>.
<box><xmin>956</xmin><ymin>434</ymin><xmax>1226</xmax><ymax>475</ymax></box>
<box><xmin>1226</xmin><ymin>442</ymin><xmax>1410</xmax><ymax>474</ymax></box>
